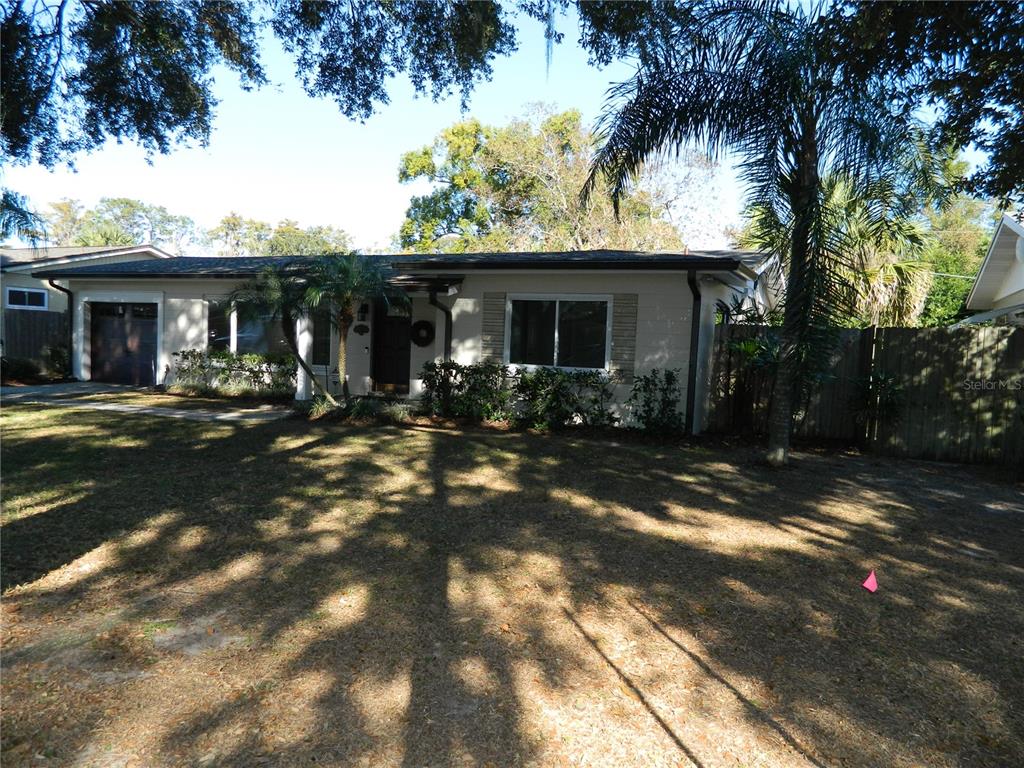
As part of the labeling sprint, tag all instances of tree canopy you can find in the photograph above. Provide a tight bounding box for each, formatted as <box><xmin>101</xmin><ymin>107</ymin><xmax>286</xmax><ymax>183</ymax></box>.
<box><xmin>398</xmin><ymin>108</ymin><xmax>709</xmax><ymax>253</ymax></box>
<box><xmin>827</xmin><ymin>1</ymin><xmax>1024</xmax><ymax>204</ymax></box>
<box><xmin>40</xmin><ymin>197</ymin><xmax>201</xmax><ymax>254</ymax></box>
<box><xmin>209</xmin><ymin>213</ymin><xmax>351</xmax><ymax>257</ymax></box>
<box><xmin>5</xmin><ymin>0</ymin><xmax>1018</xmax><ymax>207</ymax></box>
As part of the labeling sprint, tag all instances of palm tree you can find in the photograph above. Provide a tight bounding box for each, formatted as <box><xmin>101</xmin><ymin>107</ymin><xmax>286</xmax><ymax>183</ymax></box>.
<box><xmin>229</xmin><ymin>263</ymin><xmax>339</xmax><ymax>405</ymax></box>
<box><xmin>742</xmin><ymin>176</ymin><xmax>933</xmax><ymax>328</ymax></box>
<box><xmin>304</xmin><ymin>253</ymin><xmax>405</xmax><ymax>402</ymax></box>
<box><xmin>586</xmin><ymin>0</ymin><xmax>945</xmax><ymax>465</ymax></box>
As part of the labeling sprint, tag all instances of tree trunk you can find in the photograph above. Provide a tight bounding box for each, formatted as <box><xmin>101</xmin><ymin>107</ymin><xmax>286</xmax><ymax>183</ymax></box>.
<box><xmin>336</xmin><ymin>307</ymin><xmax>354</xmax><ymax>403</ymax></box>
<box><xmin>281</xmin><ymin>315</ymin><xmax>338</xmax><ymax>406</ymax></box>
<box><xmin>766</xmin><ymin>123</ymin><xmax>819</xmax><ymax>467</ymax></box>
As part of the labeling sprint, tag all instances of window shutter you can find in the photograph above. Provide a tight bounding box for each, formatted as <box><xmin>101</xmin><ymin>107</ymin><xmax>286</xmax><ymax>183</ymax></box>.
<box><xmin>481</xmin><ymin>292</ymin><xmax>506</xmax><ymax>362</ymax></box>
<box><xmin>610</xmin><ymin>294</ymin><xmax>638</xmax><ymax>383</ymax></box>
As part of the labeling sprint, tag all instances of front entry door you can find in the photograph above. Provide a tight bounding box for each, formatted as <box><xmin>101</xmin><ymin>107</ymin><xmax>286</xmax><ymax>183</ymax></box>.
<box><xmin>372</xmin><ymin>301</ymin><xmax>411</xmax><ymax>394</ymax></box>
<box><xmin>90</xmin><ymin>302</ymin><xmax>158</xmax><ymax>385</ymax></box>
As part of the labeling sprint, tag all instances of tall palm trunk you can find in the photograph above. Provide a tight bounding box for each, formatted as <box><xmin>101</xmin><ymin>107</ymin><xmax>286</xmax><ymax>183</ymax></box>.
<box><xmin>335</xmin><ymin>306</ymin><xmax>354</xmax><ymax>402</ymax></box>
<box><xmin>767</xmin><ymin>123</ymin><xmax>818</xmax><ymax>466</ymax></box>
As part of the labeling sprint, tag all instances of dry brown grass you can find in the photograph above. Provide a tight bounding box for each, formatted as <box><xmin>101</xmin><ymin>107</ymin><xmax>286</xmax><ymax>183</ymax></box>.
<box><xmin>2</xmin><ymin>401</ymin><xmax>1022</xmax><ymax>767</ymax></box>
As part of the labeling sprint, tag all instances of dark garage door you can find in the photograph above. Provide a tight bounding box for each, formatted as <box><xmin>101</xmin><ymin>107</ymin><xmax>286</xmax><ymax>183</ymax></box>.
<box><xmin>90</xmin><ymin>302</ymin><xmax>158</xmax><ymax>385</ymax></box>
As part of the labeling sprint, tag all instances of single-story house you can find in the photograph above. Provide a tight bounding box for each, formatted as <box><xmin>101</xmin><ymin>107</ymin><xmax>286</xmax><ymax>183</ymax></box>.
<box><xmin>36</xmin><ymin>249</ymin><xmax>774</xmax><ymax>432</ymax></box>
<box><xmin>1</xmin><ymin>244</ymin><xmax>172</xmax><ymax>360</ymax></box>
<box><xmin>952</xmin><ymin>213</ymin><xmax>1024</xmax><ymax>328</ymax></box>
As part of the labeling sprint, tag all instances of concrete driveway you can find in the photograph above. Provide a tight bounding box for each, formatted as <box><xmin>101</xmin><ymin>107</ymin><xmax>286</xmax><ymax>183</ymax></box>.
<box><xmin>1</xmin><ymin>382</ymin><xmax>290</xmax><ymax>422</ymax></box>
<box><xmin>1</xmin><ymin>382</ymin><xmax>142</xmax><ymax>402</ymax></box>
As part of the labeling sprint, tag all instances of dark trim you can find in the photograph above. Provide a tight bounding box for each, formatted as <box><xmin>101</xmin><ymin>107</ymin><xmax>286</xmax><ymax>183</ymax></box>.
<box><xmin>35</xmin><ymin>270</ymin><xmax>286</xmax><ymax>280</ymax></box>
<box><xmin>37</xmin><ymin>258</ymin><xmax>746</xmax><ymax>279</ymax></box>
<box><xmin>685</xmin><ymin>270</ymin><xmax>701</xmax><ymax>435</ymax></box>
<box><xmin>48</xmin><ymin>279</ymin><xmax>75</xmax><ymax>374</ymax></box>
<box><xmin>428</xmin><ymin>290</ymin><xmax>453</xmax><ymax>362</ymax></box>
<box><xmin>399</xmin><ymin>258</ymin><xmax>741</xmax><ymax>272</ymax></box>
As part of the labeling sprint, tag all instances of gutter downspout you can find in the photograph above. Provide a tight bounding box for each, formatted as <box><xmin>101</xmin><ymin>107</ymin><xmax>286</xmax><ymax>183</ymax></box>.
<box><xmin>48</xmin><ymin>279</ymin><xmax>75</xmax><ymax>379</ymax></box>
<box><xmin>429</xmin><ymin>290</ymin><xmax>453</xmax><ymax>362</ymax></box>
<box><xmin>685</xmin><ymin>270</ymin><xmax>701</xmax><ymax>435</ymax></box>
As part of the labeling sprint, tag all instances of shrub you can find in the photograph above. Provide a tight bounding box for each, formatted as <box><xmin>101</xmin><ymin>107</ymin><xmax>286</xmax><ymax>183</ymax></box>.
<box><xmin>0</xmin><ymin>356</ymin><xmax>42</xmax><ymax>382</ymax></box>
<box><xmin>513</xmin><ymin>367</ymin><xmax>618</xmax><ymax>429</ymax></box>
<box><xmin>308</xmin><ymin>394</ymin><xmax>339</xmax><ymax>419</ymax></box>
<box><xmin>420</xmin><ymin>361</ymin><xmax>512</xmax><ymax>421</ymax></box>
<box><xmin>628</xmin><ymin>368</ymin><xmax>684</xmax><ymax>433</ymax></box>
<box><xmin>45</xmin><ymin>344</ymin><xmax>70</xmax><ymax>377</ymax></box>
<box><xmin>171</xmin><ymin>349</ymin><xmax>295</xmax><ymax>396</ymax></box>
<box><xmin>849</xmin><ymin>371</ymin><xmax>904</xmax><ymax>430</ymax></box>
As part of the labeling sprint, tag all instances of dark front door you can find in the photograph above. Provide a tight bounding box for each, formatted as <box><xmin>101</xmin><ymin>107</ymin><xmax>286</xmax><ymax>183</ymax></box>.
<box><xmin>372</xmin><ymin>301</ymin><xmax>411</xmax><ymax>394</ymax></box>
<box><xmin>90</xmin><ymin>302</ymin><xmax>158</xmax><ymax>385</ymax></box>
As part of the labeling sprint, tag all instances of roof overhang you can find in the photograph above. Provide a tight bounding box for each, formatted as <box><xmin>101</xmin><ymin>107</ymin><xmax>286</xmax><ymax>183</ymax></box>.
<box><xmin>5</xmin><ymin>245</ymin><xmax>173</xmax><ymax>273</ymax></box>
<box><xmin>387</xmin><ymin>274</ymin><xmax>463</xmax><ymax>294</ymax></box>
<box><xmin>966</xmin><ymin>214</ymin><xmax>1024</xmax><ymax>310</ymax></box>
<box><xmin>950</xmin><ymin>302</ymin><xmax>1024</xmax><ymax>329</ymax></box>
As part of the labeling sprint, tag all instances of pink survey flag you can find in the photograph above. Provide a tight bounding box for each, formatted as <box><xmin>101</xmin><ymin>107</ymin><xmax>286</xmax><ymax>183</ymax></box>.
<box><xmin>862</xmin><ymin>570</ymin><xmax>878</xmax><ymax>593</ymax></box>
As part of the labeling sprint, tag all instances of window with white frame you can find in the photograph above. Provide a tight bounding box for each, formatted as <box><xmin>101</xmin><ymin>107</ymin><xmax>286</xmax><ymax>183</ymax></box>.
<box><xmin>5</xmin><ymin>286</ymin><xmax>48</xmax><ymax>310</ymax></box>
<box><xmin>506</xmin><ymin>294</ymin><xmax>611</xmax><ymax>370</ymax></box>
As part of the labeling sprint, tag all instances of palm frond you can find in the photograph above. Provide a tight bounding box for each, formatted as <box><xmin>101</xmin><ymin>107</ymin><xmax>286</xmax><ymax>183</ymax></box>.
<box><xmin>1</xmin><ymin>189</ymin><xmax>43</xmax><ymax>243</ymax></box>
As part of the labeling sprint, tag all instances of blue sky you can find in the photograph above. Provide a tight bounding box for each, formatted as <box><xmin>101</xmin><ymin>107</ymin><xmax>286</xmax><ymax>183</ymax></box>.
<box><xmin>6</xmin><ymin>11</ymin><xmax>744</xmax><ymax>253</ymax></box>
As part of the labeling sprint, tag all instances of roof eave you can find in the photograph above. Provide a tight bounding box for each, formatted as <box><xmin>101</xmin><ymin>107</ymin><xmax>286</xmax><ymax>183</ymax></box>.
<box><xmin>395</xmin><ymin>258</ymin><xmax>742</xmax><ymax>272</ymax></box>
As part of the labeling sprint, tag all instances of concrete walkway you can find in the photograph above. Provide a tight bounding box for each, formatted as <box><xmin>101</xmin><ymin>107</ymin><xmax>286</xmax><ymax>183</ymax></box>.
<box><xmin>1</xmin><ymin>382</ymin><xmax>139</xmax><ymax>401</ymax></box>
<box><xmin>2</xmin><ymin>382</ymin><xmax>291</xmax><ymax>423</ymax></box>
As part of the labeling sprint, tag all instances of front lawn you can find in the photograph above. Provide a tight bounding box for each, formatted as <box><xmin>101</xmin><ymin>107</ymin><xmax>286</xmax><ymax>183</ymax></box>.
<box><xmin>2</xmin><ymin>402</ymin><xmax>1022</xmax><ymax>767</ymax></box>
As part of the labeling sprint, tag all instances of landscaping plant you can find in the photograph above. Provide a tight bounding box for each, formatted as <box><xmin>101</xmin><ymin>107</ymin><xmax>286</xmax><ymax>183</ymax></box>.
<box><xmin>627</xmin><ymin>368</ymin><xmax>684</xmax><ymax>434</ymax></box>
<box><xmin>420</xmin><ymin>361</ymin><xmax>512</xmax><ymax>421</ymax></box>
<box><xmin>514</xmin><ymin>367</ymin><xmax>617</xmax><ymax>429</ymax></box>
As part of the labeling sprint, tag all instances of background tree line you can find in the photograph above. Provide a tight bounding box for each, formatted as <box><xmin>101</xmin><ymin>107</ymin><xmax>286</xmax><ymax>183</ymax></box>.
<box><xmin>31</xmin><ymin>199</ymin><xmax>352</xmax><ymax>258</ymax></box>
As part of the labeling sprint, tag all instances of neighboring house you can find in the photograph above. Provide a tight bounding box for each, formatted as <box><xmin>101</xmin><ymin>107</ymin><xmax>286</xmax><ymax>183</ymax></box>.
<box><xmin>1</xmin><ymin>245</ymin><xmax>173</xmax><ymax>361</ymax></box>
<box><xmin>37</xmin><ymin>249</ymin><xmax>772</xmax><ymax>432</ymax></box>
<box><xmin>953</xmin><ymin>214</ymin><xmax>1024</xmax><ymax>328</ymax></box>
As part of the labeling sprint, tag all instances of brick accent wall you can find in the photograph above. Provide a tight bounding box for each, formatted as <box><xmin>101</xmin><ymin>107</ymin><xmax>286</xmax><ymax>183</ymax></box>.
<box><xmin>481</xmin><ymin>292</ymin><xmax>506</xmax><ymax>362</ymax></box>
<box><xmin>610</xmin><ymin>293</ymin><xmax>638</xmax><ymax>383</ymax></box>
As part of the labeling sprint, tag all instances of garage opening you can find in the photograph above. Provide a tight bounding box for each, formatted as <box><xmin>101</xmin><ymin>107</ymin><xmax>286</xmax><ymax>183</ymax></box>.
<box><xmin>89</xmin><ymin>302</ymin><xmax>158</xmax><ymax>385</ymax></box>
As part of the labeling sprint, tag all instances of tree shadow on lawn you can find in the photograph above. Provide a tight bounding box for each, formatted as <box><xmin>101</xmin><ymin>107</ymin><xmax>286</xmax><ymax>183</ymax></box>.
<box><xmin>2</xmin><ymin>406</ymin><xmax>1023</xmax><ymax>766</ymax></box>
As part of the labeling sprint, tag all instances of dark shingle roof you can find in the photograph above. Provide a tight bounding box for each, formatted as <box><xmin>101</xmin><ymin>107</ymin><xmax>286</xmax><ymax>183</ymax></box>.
<box><xmin>36</xmin><ymin>256</ymin><xmax>308</xmax><ymax>278</ymax></box>
<box><xmin>3</xmin><ymin>244</ymin><xmax>172</xmax><ymax>269</ymax></box>
<box><xmin>36</xmin><ymin>250</ymin><xmax>766</xmax><ymax>279</ymax></box>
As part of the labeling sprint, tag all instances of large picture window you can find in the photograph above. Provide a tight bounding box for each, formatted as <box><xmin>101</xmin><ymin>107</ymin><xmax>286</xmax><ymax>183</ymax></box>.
<box><xmin>507</xmin><ymin>295</ymin><xmax>610</xmax><ymax>370</ymax></box>
<box><xmin>206</xmin><ymin>299</ymin><xmax>288</xmax><ymax>355</ymax></box>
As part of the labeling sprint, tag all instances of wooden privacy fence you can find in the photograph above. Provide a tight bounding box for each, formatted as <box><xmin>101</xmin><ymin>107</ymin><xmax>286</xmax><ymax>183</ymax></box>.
<box><xmin>708</xmin><ymin>324</ymin><xmax>1024</xmax><ymax>466</ymax></box>
<box><xmin>2</xmin><ymin>309</ymin><xmax>68</xmax><ymax>365</ymax></box>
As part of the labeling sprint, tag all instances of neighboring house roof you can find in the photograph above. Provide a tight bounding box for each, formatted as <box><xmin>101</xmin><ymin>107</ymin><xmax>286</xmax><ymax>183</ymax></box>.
<box><xmin>953</xmin><ymin>214</ymin><xmax>1024</xmax><ymax>327</ymax></box>
<box><xmin>36</xmin><ymin>249</ymin><xmax>769</xmax><ymax>280</ymax></box>
<box><xmin>2</xmin><ymin>244</ymin><xmax>173</xmax><ymax>272</ymax></box>
<box><xmin>965</xmin><ymin>214</ymin><xmax>1024</xmax><ymax>310</ymax></box>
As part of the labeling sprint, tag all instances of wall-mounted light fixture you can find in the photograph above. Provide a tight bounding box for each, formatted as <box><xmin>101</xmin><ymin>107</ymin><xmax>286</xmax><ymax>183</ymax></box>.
<box><xmin>357</xmin><ymin>303</ymin><xmax>369</xmax><ymax>322</ymax></box>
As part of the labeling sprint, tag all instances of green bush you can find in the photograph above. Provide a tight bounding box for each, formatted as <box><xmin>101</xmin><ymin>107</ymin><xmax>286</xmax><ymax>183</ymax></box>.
<box><xmin>1</xmin><ymin>356</ymin><xmax>42</xmax><ymax>382</ymax></box>
<box><xmin>45</xmin><ymin>344</ymin><xmax>70</xmax><ymax>377</ymax></box>
<box><xmin>849</xmin><ymin>371</ymin><xmax>904</xmax><ymax>429</ymax></box>
<box><xmin>627</xmin><ymin>368</ymin><xmax>684</xmax><ymax>433</ymax></box>
<box><xmin>172</xmin><ymin>349</ymin><xmax>295</xmax><ymax>395</ymax></box>
<box><xmin>420</xmin><ymin>361</ymin><xmax>512</xmax><ymax>421</ymax></box>
<box><xmin>513</xmin><ymin>367</ymin><xmax>618</xmax><ymax>429</ymax></box>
